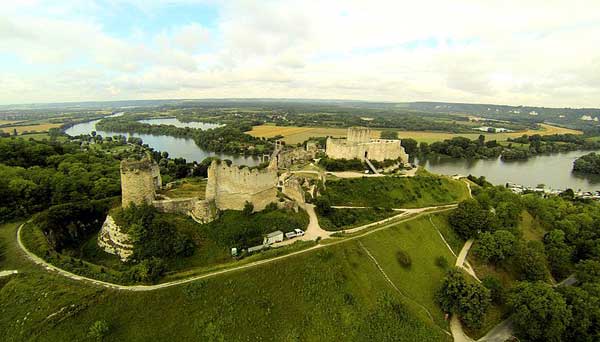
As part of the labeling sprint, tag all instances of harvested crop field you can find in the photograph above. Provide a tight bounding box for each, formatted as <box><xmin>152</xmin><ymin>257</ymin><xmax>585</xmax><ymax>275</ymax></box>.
<box><xmin>247</xmin><ymin>123</ymin><xmax>581</xmax><ymax>144</ymax></box>
<box><xmin>0</xmin><ymin>123</ymin><xmax>62</xmax><ymax>135</ymax></box>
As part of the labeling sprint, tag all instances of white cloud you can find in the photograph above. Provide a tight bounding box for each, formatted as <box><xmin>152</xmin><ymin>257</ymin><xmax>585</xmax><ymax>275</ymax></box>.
<box><xmin>2</xmin><ymin>0</ymin><xmax>600</xmax><ymax>106</ymax></box>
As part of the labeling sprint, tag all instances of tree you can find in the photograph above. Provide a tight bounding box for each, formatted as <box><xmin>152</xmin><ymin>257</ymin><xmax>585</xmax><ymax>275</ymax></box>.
<box><xmin>449</xmin><ymin>199</ymin><xmax>495</xmax><ymax>239</ymax></box>
<box><xmin>560</xmin><ymin>285</ymin><xmax>600</xmax><ymax>342</ymax></box>
<box><xmin>481</xmin><ymin>276</ymin><xmax>504</xmax><ymax>305</ymax></box>
<box><xmin>514</xmin><ymin>241</ymin><xmax>550</xmax><ymax>282</ymax></box>
<box><xmin>576</xmin><ymin>259</ymin><xmax>600</xmax><ymax>284</ymax></box>
<box><xmin>419</xmin><ymin>142</ymin><xmax>430</xmax><ymax>154</ymax></box>
<box><xmin>473</xmin><ymin>230</ymin><xmax>516</xmax><ymax>264</ymax></box>
<box><xmin>242</xmin><ymin>201</ymin><xmax>254</xmax><ymax>216</ymax></box>
<box><xmin>88</xmin><ymin>320</ymin><xmax>110</xmax><ymax>341</ymax></box>
<box><xmin>436</xmin><ymin>268</ymin><xmax>491</xmax><ymax>329</ymax></box>
<box><xmin>544</xmin><ymin>229</ymin><xmax>574</xmax><ymax>279</ymax></box>
<box><xmin>508</xmin><ymin>282</ymin><xmax>571</xmax><ymax>342</ymax></box>
<box><xmin>315</xmin><ymin>196</ymin><xmax>332</xmax><ymax>216</ymax></box>
<box><xmin>380</xmin><ymin>130</ymin><xmax>398</xmax><ymax>139</ymax></box>
<box><xmin>400</xmin><ymin>138</ymin><xmax>418</xmax><ymax>155</ymax></box>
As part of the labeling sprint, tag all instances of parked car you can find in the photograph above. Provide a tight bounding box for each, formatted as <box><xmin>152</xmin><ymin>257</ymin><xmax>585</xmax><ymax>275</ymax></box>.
<box><xmin>294</xmin><ymin>229</ymin><xmax>305</xmax><ymax>237</ymax></box>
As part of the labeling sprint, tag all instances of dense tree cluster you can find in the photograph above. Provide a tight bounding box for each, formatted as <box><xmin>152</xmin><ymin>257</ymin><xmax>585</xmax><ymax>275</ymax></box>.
<box><xmin>573</xmin><ymin>152</ymin><xmax>600</xmax><ymax>174</ymax></box>
<box><xmin>34</xmin><ymin>198</ymin><xmax>116</xmax><ymax>251</ymax></box>
<box><xmin>0</xmin><ymin>138</ymin><xmax>122</xmax><ymax>223</ymax></box>
<box><xmin>417</xmin><ymin>133</ymin><xmax>600</xmax><ymax>161</ymax></box>
<box><xmin>428</xmin><ymin>136</ymin><xmax>502</xmax><ymax>159</ymax></box>
<box><xmin>96</xmin><ymin>116</ymin><xmax>273</xmax><ymax>156</ymax></box>
<box><xmin>112</xmin><ymin>204</ymin><xmax>195</xmax><ymax>260</ymax></box>
<box><xmin>318</xmin><ymin>157</ymin><xmax>364</xmax><ymax>171</ymax></box>
<box><xmin>450</xmin><ymin>180</ymin><xmax>600</xmax><ymax>341</ymax></box>
<box><xmin>436</xmin><ymin>268</ymin><xmax>491</xmax><ymax>329</ymax></box>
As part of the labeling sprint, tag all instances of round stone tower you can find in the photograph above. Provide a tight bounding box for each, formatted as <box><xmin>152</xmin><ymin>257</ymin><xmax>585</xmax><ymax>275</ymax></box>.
<box><xmin>120</xmin><ymin>158</ymin><xmax>160</xmax><ymax>208</ymax></box>
<box><xmin>347</xmin><ymin>127</ymin><xmax>371</xmax><ymax>144</ymax></box>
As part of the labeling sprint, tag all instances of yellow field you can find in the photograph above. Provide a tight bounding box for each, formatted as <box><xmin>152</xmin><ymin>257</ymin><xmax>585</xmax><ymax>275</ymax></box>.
<box><xmin>247</xmin><ymin>123</ymin><xmax>581</xmax><ymax>144</ymax></box>
<box><xmin>0</xmin><ymin>120</ymin><xmax>22</xmax><ymax>125</ymax></box>
<box><xmin>0</xmin><ymin>123</ymin><xmax>62</xmax><ymax>135</ymax></box>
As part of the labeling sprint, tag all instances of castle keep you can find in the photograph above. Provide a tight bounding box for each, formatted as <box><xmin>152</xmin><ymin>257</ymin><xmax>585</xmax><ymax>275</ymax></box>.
<box><xmin>326</xmin><ymin>127</ymin><xmax>409</xmax><ymax>163</ymax></box>
<box><xmin>98</xmin><ymin>158</ymin><xmax>279</xmax><ymax>260</ymax></box>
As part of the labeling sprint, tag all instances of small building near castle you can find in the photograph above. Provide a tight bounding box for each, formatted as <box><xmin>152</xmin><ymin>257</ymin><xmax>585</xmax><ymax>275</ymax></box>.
<box><xmin>326</xmin><ymin>127</ymin><xmax>409</xmax><ymax>163</ymax></box>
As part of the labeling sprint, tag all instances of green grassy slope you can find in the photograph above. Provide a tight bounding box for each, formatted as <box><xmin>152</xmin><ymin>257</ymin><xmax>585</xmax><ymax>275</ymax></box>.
<box><xmin>0</xmin><ymin>213</ymin><xmax>454</xmax><ymax>342</ymax></box>
<box><xmin>322</xmin><ymin>175</ymin><xmax>469</xmax><ymax>208</ymax></box>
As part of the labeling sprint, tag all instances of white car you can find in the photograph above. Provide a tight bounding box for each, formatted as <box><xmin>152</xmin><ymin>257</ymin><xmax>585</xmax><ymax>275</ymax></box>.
<box><xmin>294</xmin><ymin>229</ymin><xmax>305</xmax><ymax>236</ymax></box>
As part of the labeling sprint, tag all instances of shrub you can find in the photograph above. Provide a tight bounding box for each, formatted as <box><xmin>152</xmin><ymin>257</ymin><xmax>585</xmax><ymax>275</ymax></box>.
<box><xmin>396</xmin><ymin>250</ymin><xmax>412</xmax><ymax>268</ymax></box>
<box><xmin>481</xmin><ymin>276</ymin><xmax>504</xmax><ymax>305</ymax></box>
<box><xmin>435</xmin><ymin>256</ymin><xmax>449</xmax><ymax>270</ymax></box>
<box><xmin>88</xmin><ymin>320</ymin><xmax>110</xmax><ymax>341</ymax></box>
<box><xmin>242</xmin><ymin>201</ymin><xmax>254</xmax><ymax>216</ymax></box>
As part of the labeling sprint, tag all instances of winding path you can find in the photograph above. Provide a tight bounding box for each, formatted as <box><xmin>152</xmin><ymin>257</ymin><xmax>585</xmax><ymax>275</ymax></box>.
<box><xmin>16</xmin><ymin>205</ymin><xmax>457</xmax><ymax>292</ymax></box>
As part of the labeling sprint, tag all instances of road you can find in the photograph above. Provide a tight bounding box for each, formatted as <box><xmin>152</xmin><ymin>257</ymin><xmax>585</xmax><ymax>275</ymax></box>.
<box><xmin>0</xmin><ymin>270</ymin><xmax>18</xmax><ymax>277</ymax></box>
<box><xmin>16</xmin><ymin>204</ymin><xmax>457</xmax><ymax>292</ymax></box>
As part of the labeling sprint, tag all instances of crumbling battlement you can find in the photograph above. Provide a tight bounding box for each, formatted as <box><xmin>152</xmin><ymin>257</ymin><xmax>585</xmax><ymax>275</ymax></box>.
<box><xmin>326</xmin><ymin>126</ymin><xmax>409</xmax><ymax>163</ymax></box>
<box><xmin>206</xmin><ymin>160</ymin><xmax>278</xmax><ymax>211</ymax></box>
<box><xmin>120</xmin><ymin>158</ymin><xmax>162</xmax><ymax>208</ymax></box>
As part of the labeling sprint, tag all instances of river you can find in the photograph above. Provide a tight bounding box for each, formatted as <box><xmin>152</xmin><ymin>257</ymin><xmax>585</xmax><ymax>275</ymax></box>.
<box><xmin>416</xmin><ymin>151</ymin><xmax>600</xmax><ymax>191</ymax></box>
<box><xmin>65</xmin><ymin>117</ymin><xmax>600</xmax><ymax>190</ymax></box>
<box><xmin>64</xmin><ymin>117</ymin><xmax>261</xmax><ymax>166</ymax></box>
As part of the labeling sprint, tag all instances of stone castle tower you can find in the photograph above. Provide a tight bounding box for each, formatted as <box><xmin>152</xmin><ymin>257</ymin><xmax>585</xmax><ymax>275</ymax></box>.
<box><xmin>347</xmin><ymin>127</ymin><xmax>371</xmax><ymax>144</ymax></box>
<box><xmin>120</xmin><ymin>158</ymin><xmax>162</xmax><ymax>208</ymax></box>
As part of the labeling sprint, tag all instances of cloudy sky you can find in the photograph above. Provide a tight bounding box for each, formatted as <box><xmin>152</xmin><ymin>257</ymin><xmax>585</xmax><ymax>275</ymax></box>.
<box><xmin>1</xmin><ymin>0</ymin><xmax>600</xmax><ymax>107</ymax></box>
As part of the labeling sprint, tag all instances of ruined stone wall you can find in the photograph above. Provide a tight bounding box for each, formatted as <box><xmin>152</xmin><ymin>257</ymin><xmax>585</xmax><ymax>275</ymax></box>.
<box><xmin>120</xmin><ymin>159</ymin><xmax>159</xmax><ymax>208</ymax></box>
<box><xmin>206</xmin><ymin>161</ymin><xmax>278</xmax><ymax>211</ymax></box>
<box><xmin>191</xmin><ymin>200</ymin><xmax>217</xmax><ymax>224</ymax></box>
<box><xmin>282</xmin><ymin>177</ymin><xmax>305</xmax><ymax>203</ymax></box>
<box><xmin>364</xmin><ymin>140</ymin><xmax>409</xmax><ymax>162</ymax></box>
<box><xmin>347</xmin><ymin>127</ymin><xmax>371</xmax><ymax>144</ymax></box>
<box><xmin>275</xmin><ymin>147</ymin><xmax>316</xmax><ymax>169</ymax></box>
<box><xmin>326</xmin><ymin>137</ymin><xmax>409</xmax><ymax>163</ymax></box>
<box><xmin>326</xmin><ymin>138</ymin><xmax>364</xmax><ymax>160</ymax></box>
<box><xmin>97</xmin><ymin>215</ymin><xmax>133</xmax><ymax>261</ymax></box>
<box><xmin>152</xmin><ymin>198</ymin><xmax>197</xmax><ymax>215</ymax></box>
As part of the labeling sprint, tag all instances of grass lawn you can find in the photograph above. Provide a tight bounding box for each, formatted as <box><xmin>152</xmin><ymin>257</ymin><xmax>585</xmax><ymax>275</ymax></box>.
<box><xmin>358</xmin><ymin>215</ymin><xmax>458</xmax><ymax>329</ymax></box>
<box><xmin>519</xmin><ymin>210</ymin><xmax>545</xmax><ymax>241</ymax></box>
<box><xmin>247</xmin><ymin>123</ymin><xmax>580</xmax><ymax>144</ymax></box>
<box><xmin>158</xmin><ymin>177</ymin><xmax>207</xmax><ymax>199</ymax></box>
<box><xmin>1</xmin><ymin>219</ymin><xmax>452</xmax><ymax>342</ymax></box>
<box><xmin>428</xmin><ymin>212</ymin><xmax>464</xmax><ymax>255</ymax></box>
<box><xmin>321</xmin><ymin>174</ymin><xmax>470</xmax><ymax>208</ymax></box>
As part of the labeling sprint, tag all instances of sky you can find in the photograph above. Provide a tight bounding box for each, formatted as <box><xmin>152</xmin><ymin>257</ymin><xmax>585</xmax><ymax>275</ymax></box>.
<box><xmin>1</xmin><ymin>0</ymin><xmax>600</xmax><ymax>107</ymax></box>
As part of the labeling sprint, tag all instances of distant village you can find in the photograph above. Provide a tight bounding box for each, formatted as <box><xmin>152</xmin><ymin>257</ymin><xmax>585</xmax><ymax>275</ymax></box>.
<box><xmin>505</xmin><ymin>182</ymin><xmax>600</xmax><ymax>200</ymax></box>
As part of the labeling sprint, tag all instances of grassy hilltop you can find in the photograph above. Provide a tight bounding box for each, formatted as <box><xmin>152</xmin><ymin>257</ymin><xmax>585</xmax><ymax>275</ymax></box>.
<box><xmin>0</xmin><ymin>212</ymin><xmax>457</xmax><ymax>342</ymax></box>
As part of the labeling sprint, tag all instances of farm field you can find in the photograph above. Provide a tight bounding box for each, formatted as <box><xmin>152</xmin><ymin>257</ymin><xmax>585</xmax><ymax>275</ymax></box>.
<box><xmin>0</xmin><ymin>215</ymin><xmax>453</xmax><ymax>342</ymax></box>
<box><xmin>0</xmin><ymin>123</ymin><xmax>62</xmax><ymax>135</ymax></box>
<box><xmin>247</xmin><ymin>123</ymin><xmax>581</xmax><ymax>144</ymax></box>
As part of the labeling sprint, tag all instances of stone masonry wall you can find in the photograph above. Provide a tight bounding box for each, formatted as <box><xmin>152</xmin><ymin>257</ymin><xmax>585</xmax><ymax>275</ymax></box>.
<box><xmin>326</xmin><ymin>136</ymin><xmax>409</xmax><ymax>163</ymax></box>
<box><xmin>120</xmin><ymin>159</ymin><xmax>159</xmax><ymax>208</ymax></box>
<box><xmin>347</xmin><ymin>127</ymin><xmax>371</xmax><ymax>144</ymax></box>
<box><xmin>206</xmin><ymin>160</ymin><xmax>278</xmax><ymax>211</ymax></box>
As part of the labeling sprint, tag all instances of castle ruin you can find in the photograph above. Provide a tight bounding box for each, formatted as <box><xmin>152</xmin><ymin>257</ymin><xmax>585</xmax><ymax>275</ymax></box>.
<box><xmin>326</xmin><ymin>127</ymin><xmax>409</xmax><ymax>163</ymax></box>
<box><xmin>98</xmin><ymin>158</ymin><xmax>280</xmax><ymax>260</ymax></box>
